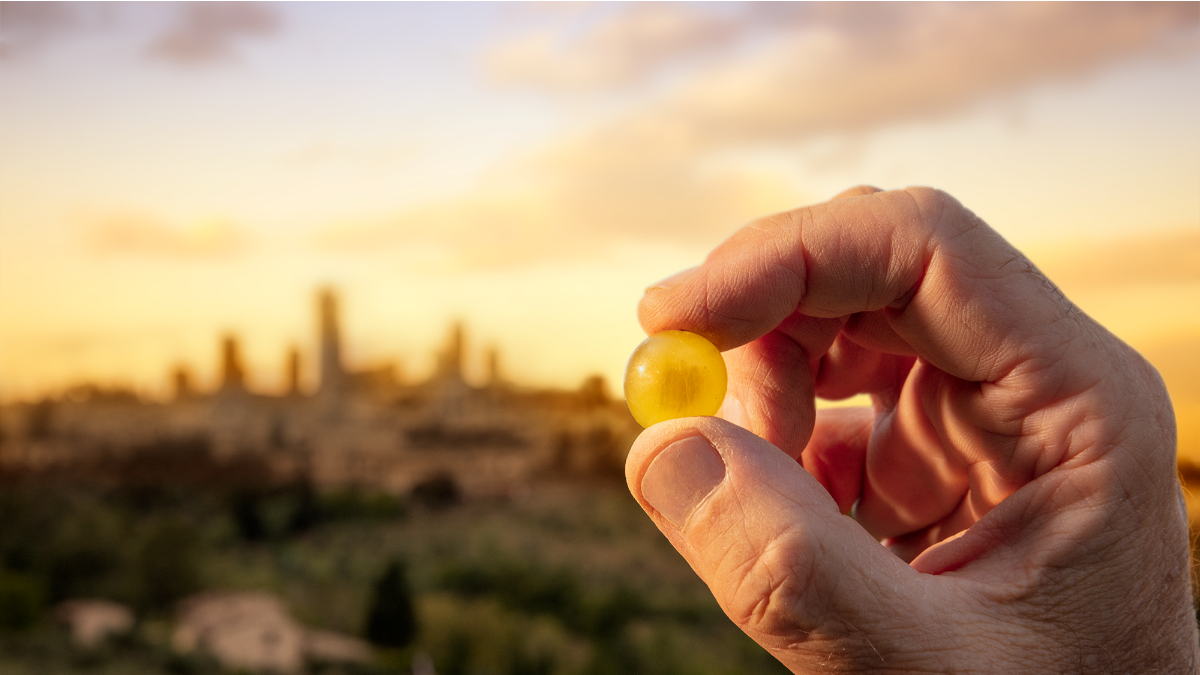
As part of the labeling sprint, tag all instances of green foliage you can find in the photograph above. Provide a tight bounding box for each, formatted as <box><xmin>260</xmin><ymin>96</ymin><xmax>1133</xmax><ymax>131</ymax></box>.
<box><xmin>436</xmin><ymin>555</ymin><xmax>651</xmax><ymax>639</ymax></box>
<box><xmin>137</xmin><ymin>519</ymin><xmax>201</xmax><ymax>612</ymax></box>
<box><xmin>366</xmin><ymin>560</ymin><xmax>418</xmax><ymax>649</ymax></box>
<box><xmin>229</xmin><ymin>486</ymin><xmax>408</xmax><ymax>544</ymax></box>
<box><xmin>287</xmin><ymin>482</ymin><xmax>322</xmax><ymax>534</ymax></box>
<box><xmin>0</xmin><ymin>481</ymin><xmax>792</xmax><ymax>674</ymax></box>
<box><xmin>417</xmin><ymin>595</ymin><xmax>583</xmax><ymax>675</ymax></box>
<box><xmin>319</xmin><ymin>489</ymin><xmax>407</xmax><ymax>522</ymax></box>
<box><xmin>0</xmin><ymin>571</ymin><xmax>44</xmax><ymax>631</ymax></box>
<box><xmin>588</xmin><ymin>586</ymin><xmax>646</xmax><ymax>640</ymax></box>
<box><xmin>440</xmin><ymin>630</ymin><xmax>472</xmax><ymax>675</ymax></box>
<box><xmin>0</xmin><ymin>488</ymin><xmax>128</xmax><ymax>604</ymax></box>
<box><xmin>163</xmin><ymin>649</ymin><xmax>222</xmax><ymax>674</ymax></box>
<box><xmin>231</xmin><ymin>491</ymin><xmax>268</xmax><ymax>542</ymax></box>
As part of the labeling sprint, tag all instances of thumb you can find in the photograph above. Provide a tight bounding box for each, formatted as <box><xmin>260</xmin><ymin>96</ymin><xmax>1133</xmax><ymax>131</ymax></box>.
<box><xmin>626</xmin><ymin>417</ymin><xmax>936</xmax><ymax>669</ymax></box>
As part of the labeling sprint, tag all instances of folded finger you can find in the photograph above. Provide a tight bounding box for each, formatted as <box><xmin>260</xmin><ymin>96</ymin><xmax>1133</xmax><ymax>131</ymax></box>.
<box><xmin>800</xmin><ymin>407</ymin><xmax>873</xmax><ymax>514</ymax></box>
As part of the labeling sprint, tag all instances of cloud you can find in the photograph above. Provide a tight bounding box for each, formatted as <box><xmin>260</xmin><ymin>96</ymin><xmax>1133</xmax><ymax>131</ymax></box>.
<box><xmin>324</xmin><ymin>3</ymin><xmax>1200</xmax><ymax>271</ymax></box>
<box><xmin>314</xmin><ymin>159</ymin><xmax>804</xmax><ymax>271</ymax></box>
<box><xmin>146</xmin><ymin>2</ymin><xmax>279</xmax><ymax>65</ymax></box>
<box><xmin>0</xmin><ymin>1</ymin><xmax>111</xmax><ymax>59</ymax></box>
<box><xmin>84</xmin><ymin>213</ymin><xmax>248</xmax><ymax>258</ymax></box>
<box><xmin>487</xmin><ymin>3</ymin><xmax>745</xmax><ymax>91</ymax></box>
<box><xmin>1</xmin><ymin>2</ymin><xmax>281</xmax><ymax>64</ymax></box>
<box><xmin>488</xmin><ymin>3</ymin><xmax>1199</xmax><ymax>136</ymax></box>
<box><xmin>668</xmin><ymin>2</ymin><xmax>1199</xmax><ymax>142</ymax></box>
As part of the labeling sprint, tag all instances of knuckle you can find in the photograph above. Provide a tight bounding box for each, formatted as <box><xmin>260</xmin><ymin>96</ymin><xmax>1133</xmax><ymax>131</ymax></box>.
<box><xmin>723</xmin><ymin>532</ymin><xmax>821</xmax><ymax>642</ymax></box>
<box><xmin>901</xmin><ymin>186</ymin><xmax>967</xmax><ymax>232</ymax></box>
<box><xmin>903</xmin><ymin>185</ymin><xmax>952</xmax><ymax>210</ymax></box>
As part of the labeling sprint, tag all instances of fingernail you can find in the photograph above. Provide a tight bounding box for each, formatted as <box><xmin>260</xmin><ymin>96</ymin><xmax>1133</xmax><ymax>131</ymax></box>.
<box><xmin>641</xmin><ymin>436</ymin><xmax>726</xmax><ymax>529</ymax></box>
<box><xmin>647</xmin><ymin>266</ymin><xmax>697</xmax><ymax>293</ymax></box>
<box><xmin>718</xmin><ymin>395</ymin><xmax>748</xmax><ymax>429</ymax></box>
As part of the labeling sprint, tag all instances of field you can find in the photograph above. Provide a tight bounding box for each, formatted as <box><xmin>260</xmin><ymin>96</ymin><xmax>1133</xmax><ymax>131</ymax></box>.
<box><xmin>0</xmin><ymin>478</ymin><xmax>790</xmax><ymax>675</ymax></box>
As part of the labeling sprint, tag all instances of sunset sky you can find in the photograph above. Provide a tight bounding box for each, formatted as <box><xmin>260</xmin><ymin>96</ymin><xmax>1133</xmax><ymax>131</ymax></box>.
<box><xmin>1</xmin><ymin>3</ymin><xmax>1197</xmax><ymax>455</ymax></box>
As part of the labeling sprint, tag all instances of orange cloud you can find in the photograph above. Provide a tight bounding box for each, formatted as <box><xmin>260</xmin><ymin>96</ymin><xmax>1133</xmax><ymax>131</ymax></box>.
<box><xmin>674</xmin><ymin>2</ymin><xmax>1197</xmax><ymax>142</ymax></box>
<box><xmin>146</xmin><ymin>2</ymin><xmax>279</xmax><ymax>65</ymax></box>
<box><xmin>418</xmin><ymin>3</ymin><xmax>1200</xmax><ymax>272</ymax></box>
<box><xmin>487</xmin><ymin>3</ymin><xmax>743</xmax><ymax>91</ymax></box>
<box><xmin>84</xmin><ymin>213</ymin><xmax>248</xmax><ymax>258</ymax></box>
<box><xmin>488</xmin><ymin>3</ymin><xmax>1198</xmax><ymax>137</ymax></box>
<box><xmin>316</xmin><ymin>4</ymin><xmax>1200</xmax><ymax>273</ymax></box>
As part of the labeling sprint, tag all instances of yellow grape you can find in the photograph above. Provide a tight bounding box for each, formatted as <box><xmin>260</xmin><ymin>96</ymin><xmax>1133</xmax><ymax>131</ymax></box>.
<box><xmin>624</xmin><ymin>330</ymin><xmax>727</xmax><ymax>428</ymax></box>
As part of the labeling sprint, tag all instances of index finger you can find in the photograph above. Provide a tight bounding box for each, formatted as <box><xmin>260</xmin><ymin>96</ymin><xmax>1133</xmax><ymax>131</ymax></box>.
<box><xmin>639</xmin><ymin>186</ymin><xmax>1070</xmax><ymax>386</ymax></box>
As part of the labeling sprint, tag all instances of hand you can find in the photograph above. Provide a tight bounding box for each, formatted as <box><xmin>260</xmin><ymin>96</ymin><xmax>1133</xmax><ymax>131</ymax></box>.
<box><xmin>626</xmin><ymin>186</ymin><xmax>1198</xmax><ymax>672</ymax></box>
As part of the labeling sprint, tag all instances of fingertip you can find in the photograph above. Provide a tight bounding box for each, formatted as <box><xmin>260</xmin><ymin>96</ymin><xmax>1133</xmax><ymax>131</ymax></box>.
<box><xmin>626</xmin><ymin>417</ymin><xmax>728</xmax><ymax>503</ymax></box>
<box><xmin>640</xmin><ymin>435</ymin><xmax>727</xmax><ymax>529</ymax></box>
<box><xmin>644</xmin><ymin>265</ymin><xmax>699</xmax><ymax>296</ymax></box>
<box><xmin>636</xmin><ymin>267</ymin><xmax>717</xmax><ymax>344</ymax></box>
<box><xmin>627</xmin><ymin>416</ymin><xmax>828</xmax><ymax>513</ymax></box>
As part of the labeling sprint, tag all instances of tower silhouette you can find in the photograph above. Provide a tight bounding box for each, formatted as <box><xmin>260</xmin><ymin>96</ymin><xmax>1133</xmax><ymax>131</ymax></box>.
<box><xmin>285</xmin><ymin>345</ymin><xmax>301</xmax><ymax>396</ymax></box>
<box><xmin>220</xmin><ymin>334</ymin><xmax>246</xmax><ymax>393</ymax></box>
<box><xmin>317</xmin><ymin>287</ymin><xmax>345</xmax><ymax>397</ymax></box>
<box><xmin>173</xmin><ymin>364</ymin><xmax>193</xmax><ymax>400</ymax></box>
<box><xmin>485</xmin><ymin>345</ymin><xmax>502</xmax><ymax>389</ymax></box>
<box><xmin>439</xmin><ymin>322</ymin><xmax>465</xmax><ymax>382</ymax></box>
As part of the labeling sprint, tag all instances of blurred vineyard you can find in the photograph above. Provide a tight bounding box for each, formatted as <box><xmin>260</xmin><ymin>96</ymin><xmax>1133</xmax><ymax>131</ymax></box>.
<box><xmin>0</xmin><ymin>477</ymin><xmax>790</xmax><ymax>675</ymax></box>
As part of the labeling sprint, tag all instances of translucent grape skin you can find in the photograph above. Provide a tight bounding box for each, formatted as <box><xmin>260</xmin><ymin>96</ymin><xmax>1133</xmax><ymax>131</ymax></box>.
<box><xmin>624</xmin><ymin>330</ymin><xmax>728</xmax><ymax>428</ymax></box>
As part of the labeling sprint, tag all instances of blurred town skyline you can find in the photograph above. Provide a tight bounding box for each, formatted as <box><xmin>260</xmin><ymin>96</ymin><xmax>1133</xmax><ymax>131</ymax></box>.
<box><xmin>1</xmin><ymin>2</ymin><xmax>1198</xmax><ymax>457</ymax></box>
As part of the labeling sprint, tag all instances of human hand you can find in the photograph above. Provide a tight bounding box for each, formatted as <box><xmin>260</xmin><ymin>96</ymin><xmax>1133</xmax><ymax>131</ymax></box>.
<box><xmin>626</xmin><ymin>186</ymin><xmax>1198</xmax><ymax>672</ymax></box>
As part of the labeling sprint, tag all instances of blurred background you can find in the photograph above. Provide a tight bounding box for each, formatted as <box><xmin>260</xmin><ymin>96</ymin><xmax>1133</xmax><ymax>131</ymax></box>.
<box><xmin>0</xmin><ymin>3</ymin><xmax>1197</xmax><ymax>674</ymax></box>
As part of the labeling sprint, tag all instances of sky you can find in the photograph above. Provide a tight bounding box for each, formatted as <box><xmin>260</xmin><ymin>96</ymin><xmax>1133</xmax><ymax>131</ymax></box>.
<box><xmin>1</xmin><ymin>2</ymin><xmax>1198</xmax><ymax>454</ymax></box>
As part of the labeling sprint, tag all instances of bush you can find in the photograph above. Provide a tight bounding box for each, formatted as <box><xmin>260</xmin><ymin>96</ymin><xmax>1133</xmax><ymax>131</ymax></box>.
<box><xmin>438</xmin><ymin>557</ymin><xmax>653</xmax><ymax>637</ymax></box>
<box><xmin>138</xmin><ymin>520</ymin><xmax>201</xmax><ymax>612</ymax></box>
<box><xmin>589</xmin><ymin>585</ymin><xmax>646</xmax><ymax>640</ymax></box>
<box><xmin>320</xmin><ymin>489</ymin><xmax>407</xmax><ymax>522</ymax></box>
<box><xmin>230</xmin><ymin>492</ymin><xmax>267</xmax><ymax>542</ymax></box>
<box><xmin>365</xmin><ymin>560</ymin><xmax>418</xmax><ymax>648</ymax></box>
<box><xmin>0</xmin><ymin>570</ymin><xmax>44</xmax><ymax>631</ymax></box>
<box><xmin>43</xmin><ymin>507</ymin><xmax>125</xmax><ymax>603</ymax></box>
<box><xmin>416</xmin><ymin>595</ymin><xmax>578</xmax><ymax>675</ymax></box>
<box><xmin>286</xmin><ymin>482</ymin><xmax>322</xmax><ymax>534</ymax></box>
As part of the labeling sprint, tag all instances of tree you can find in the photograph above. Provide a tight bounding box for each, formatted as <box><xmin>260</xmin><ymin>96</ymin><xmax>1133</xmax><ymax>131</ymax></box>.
<box><xmin>365</xmin><ymin>559</ymin><xmax>417</xmax><ymax>648</ymax></box>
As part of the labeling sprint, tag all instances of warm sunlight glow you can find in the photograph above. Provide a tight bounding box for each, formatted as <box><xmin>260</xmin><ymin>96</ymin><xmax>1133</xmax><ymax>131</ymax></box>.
<box><xmin>1</xmin><ymin>3</ymin><xmax>1197</xmax><ymax>458</ymax></box>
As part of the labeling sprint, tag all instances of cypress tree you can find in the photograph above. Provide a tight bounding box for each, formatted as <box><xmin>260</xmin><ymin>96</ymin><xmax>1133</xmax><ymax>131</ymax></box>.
<box><xmin>365</xmin><ymin>559</ymin><xmax>418</xmax><ymax>648</ymax></box>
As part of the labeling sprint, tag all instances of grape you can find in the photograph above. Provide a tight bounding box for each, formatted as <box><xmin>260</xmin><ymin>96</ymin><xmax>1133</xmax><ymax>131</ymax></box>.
<box><xmin>624</xmin><ymin>330</ymin><xmax>727</xmax><ymax>428</ymax></box>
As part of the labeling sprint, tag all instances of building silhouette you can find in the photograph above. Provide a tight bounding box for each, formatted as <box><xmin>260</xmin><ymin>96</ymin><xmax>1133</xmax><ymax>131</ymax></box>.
<box><xmin>317</xmin><ymin>287</ymin><xmax>345</xmax><ymax>399</ymax></box>
<box><xmin>173</xmin><ymin>365</ymin><xmax>194</xmax><ymax>401</ymax></box>
<box><xmin>437</xmin><ymin>322</ymin><xmax>465</xmax><ymax>384</ymax></box>
<box><xmin>0</xmin><ymin>287</ymin><xmax>639</xmax><ymax>495</ymax></box>
<box><xmin>285</xmin><ymin>346</ymin><xmax>301</xmax><ymax>397</ymax></box>
<box><xmin>220</xmin><ymin>334</ymin><xmax>246</xmax><ymax>393</ymax></box>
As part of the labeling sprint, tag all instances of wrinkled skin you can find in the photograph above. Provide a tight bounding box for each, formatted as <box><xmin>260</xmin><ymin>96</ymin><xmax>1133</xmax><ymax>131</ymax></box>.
<box><xmin>627</xmin><ymin>186</ymin><xmax>1199</xmax><ymax>673</ymax></box>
